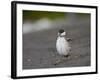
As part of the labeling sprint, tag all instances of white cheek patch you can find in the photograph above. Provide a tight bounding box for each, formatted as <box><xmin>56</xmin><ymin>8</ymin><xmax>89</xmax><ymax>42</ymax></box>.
<box><xmin>61</xmin><ymin>32</ymin><xmax>66</xmax><ymax>36</ymax></box>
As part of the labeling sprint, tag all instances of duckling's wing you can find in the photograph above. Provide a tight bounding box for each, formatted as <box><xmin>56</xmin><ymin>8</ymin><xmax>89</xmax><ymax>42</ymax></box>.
<box><xmin>66</xmin><ymin>38</ymin><xmax>72</xmax><ymax>42</ymax></box>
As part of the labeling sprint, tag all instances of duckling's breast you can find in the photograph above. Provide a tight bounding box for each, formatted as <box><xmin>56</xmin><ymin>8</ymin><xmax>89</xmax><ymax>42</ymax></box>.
<box><xmin>56</xmin><ymin>37</ymin><xmax>71</xmax><ymax>55</ymax></box>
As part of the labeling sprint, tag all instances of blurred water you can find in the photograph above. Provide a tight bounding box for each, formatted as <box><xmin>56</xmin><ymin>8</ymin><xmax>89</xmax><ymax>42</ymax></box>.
<box><xmin>23</xmin><ymin>18</ymin><xmax>52</xmax><ymax>34</ymax></box>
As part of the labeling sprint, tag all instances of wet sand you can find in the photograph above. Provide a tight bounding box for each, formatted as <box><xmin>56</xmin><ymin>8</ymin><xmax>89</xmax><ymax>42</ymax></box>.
<box><xmin>23</xmin><ymin>18</ymin><xmax>90</xmax><ymax>69</ymax></box>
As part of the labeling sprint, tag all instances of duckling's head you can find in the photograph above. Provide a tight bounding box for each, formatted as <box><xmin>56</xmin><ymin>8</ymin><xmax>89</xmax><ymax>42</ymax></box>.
<box><xmin>58</xmin><ymin>29</ymin><xmax>66</xmax><ymax>37</ymax></box>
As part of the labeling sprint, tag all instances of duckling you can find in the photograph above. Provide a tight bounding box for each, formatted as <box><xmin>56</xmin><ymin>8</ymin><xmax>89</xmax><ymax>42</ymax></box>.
<box><xmin>55</xmin><ymin>29</ymin><xmax>72</xmax><ymax>65</ymax></box>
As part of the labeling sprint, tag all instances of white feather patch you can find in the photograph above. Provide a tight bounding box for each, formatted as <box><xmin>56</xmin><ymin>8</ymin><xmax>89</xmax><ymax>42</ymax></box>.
<box><xmin>56</xmin><ymin>37</ymin><xmax>71</xmax><ymax>55</ymax></box>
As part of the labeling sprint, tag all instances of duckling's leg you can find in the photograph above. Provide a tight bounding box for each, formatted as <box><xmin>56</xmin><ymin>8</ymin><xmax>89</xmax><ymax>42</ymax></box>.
<box><xmin>54</xmin><ymin>58</ymin><xmax>63</xmax><ymax>65</ymax></box>
<box><xmin>54</xmin><ymin>54</ymin><xmax>71</xmax><ymax>65</ymax></box>
<box><xmin>62</xmin><ymin>54</ymin><xmax>71</xmax><ymax>60</ymax></box>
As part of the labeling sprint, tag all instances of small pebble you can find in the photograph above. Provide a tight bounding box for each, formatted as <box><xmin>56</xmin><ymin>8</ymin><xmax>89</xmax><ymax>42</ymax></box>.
<box><xmin>74</xmin><ymin>55</ymin><xmax>78</xmax><ymax>58</ymax></box>
<box><xmin>27</xmin><ymin>59</ymin><xmax>31</xmax><ymax>62</ymax></box>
